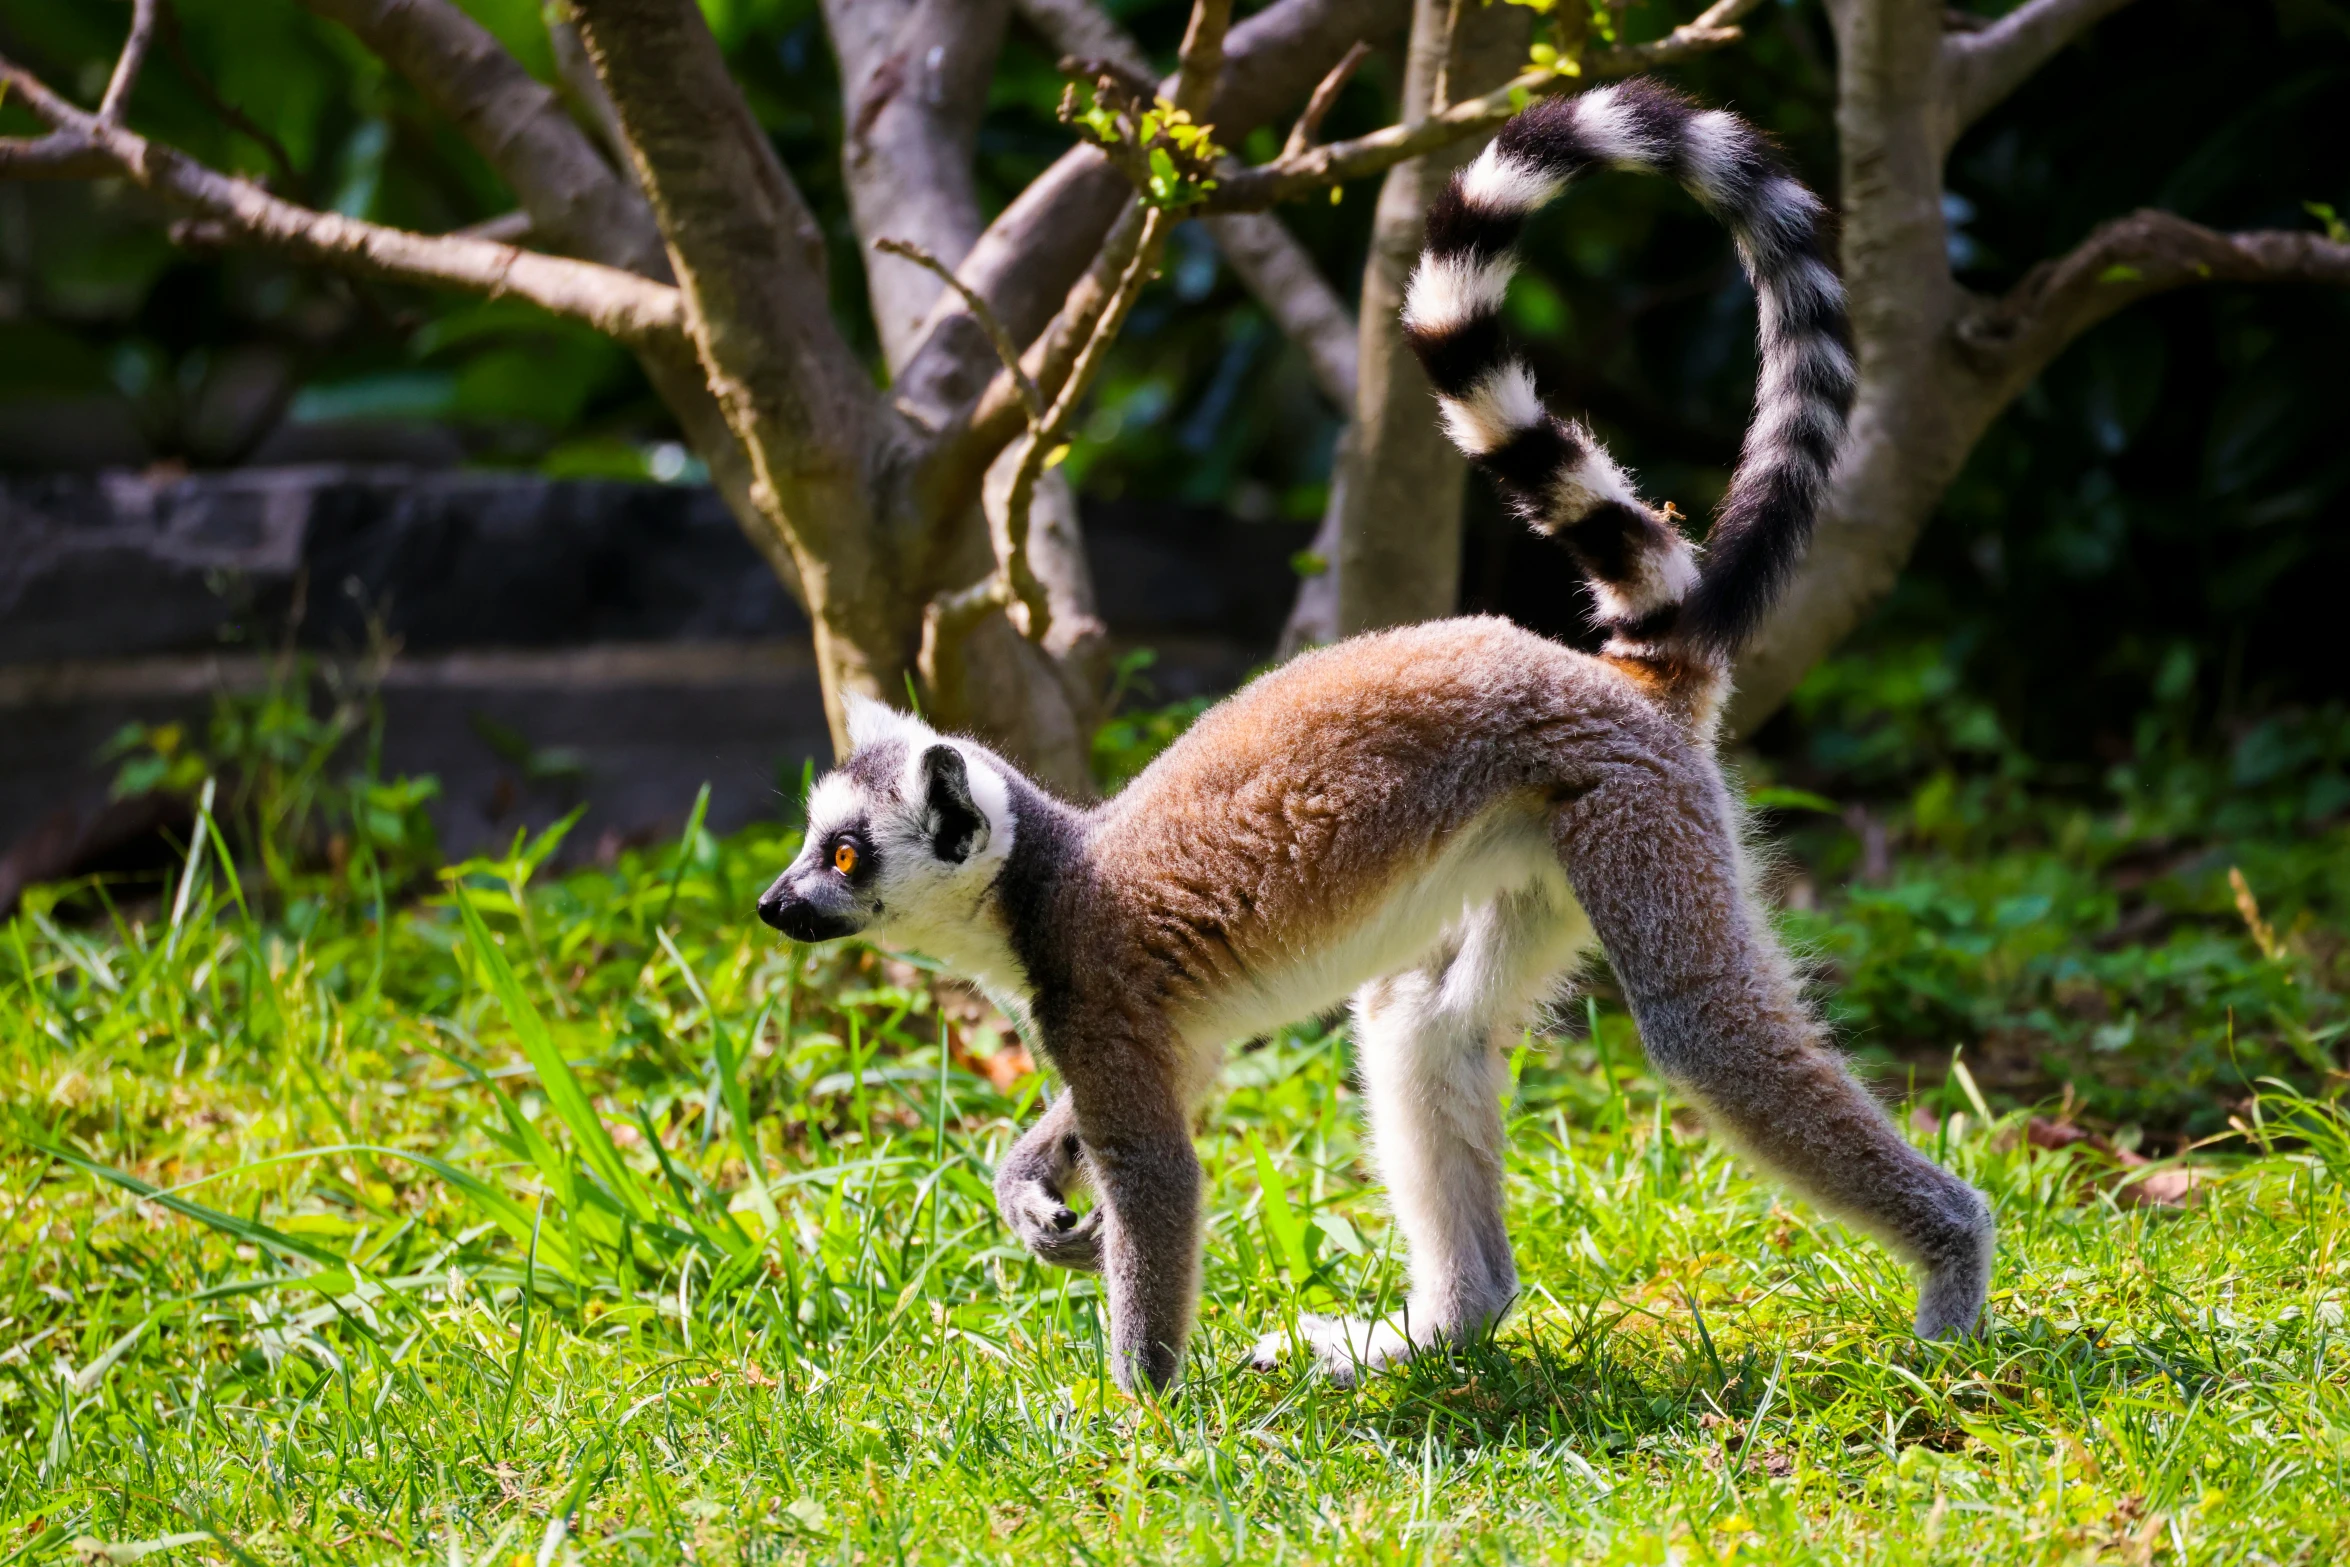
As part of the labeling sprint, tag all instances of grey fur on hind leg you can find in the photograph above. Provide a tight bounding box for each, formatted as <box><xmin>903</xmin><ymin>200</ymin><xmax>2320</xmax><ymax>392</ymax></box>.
<box><xmin>994</xmin><ymin>1091</ymin><xmax>1101</xmax><ymax>1271</ymax></box>
<box><xmin>1554</xmin><ymin>774</ymin><xmax>1995</xmax><ymax>1339</ymax></box>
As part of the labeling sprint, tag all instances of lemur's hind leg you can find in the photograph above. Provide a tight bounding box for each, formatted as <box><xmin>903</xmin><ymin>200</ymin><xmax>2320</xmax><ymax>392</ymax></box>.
<box><xmin>994</xmin><ymin>1092</ymin><xmax>1101</xmax><ymax>1272</ymax></box>
<box><xmin>1553</xmin><ymin>761</ymin><xmax>1995</xmax><ymax>1340</ymax></box>
<box><xmin>1253</xmin><ymin>883</ymin><xmax>1589</xmax><ymax>1384</ymax></box>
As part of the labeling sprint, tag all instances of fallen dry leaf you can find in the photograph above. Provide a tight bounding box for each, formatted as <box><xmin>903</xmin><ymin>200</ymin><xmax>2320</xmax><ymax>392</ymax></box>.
<box><xmin>2115</xmin><ymin>1165</ymin><xmax>2220</xmax><ymax>1208</ymax></box>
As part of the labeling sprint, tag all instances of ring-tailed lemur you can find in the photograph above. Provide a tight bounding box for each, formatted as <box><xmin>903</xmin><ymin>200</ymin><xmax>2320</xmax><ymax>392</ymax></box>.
<box><xmin>757</xmin><ymin>80</ymin><xmax>1992</xmax><ymax>1394</ymax></box>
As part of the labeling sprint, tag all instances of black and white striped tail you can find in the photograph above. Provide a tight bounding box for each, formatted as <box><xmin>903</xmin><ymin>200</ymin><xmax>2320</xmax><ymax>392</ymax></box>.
<box><xmin>1402</xmin><ymin>79</ymin><xmax>1854</xmax><ymax>661</ymax></box>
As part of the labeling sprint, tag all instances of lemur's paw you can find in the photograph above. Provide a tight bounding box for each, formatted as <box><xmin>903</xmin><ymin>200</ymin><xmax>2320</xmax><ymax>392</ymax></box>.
<box><xmin>1001</xmin><ymin>1181</ymin><xmax>1102</xmax><ymax>1271</ymax></box>
<box><xmin>1247</xmin><ymin>1314</ymin><xmax>1409</xmax><ymax>1387</ymax></box>
<box><xmin>1913</xmin><ymin>1187</ymin><xmax>1995</xmax><ymax>1341</ymax></box>
<box><xmin>1913</xmin><ymin>1268</ymin><xmax>1990</xmax><ymax>1342</ymax></box>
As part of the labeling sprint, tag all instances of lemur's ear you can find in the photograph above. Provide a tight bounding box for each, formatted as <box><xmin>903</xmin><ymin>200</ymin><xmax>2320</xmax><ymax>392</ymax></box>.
<box><xmin>919</xmin><ymin>745</ymin><xmax>988</xmax><ymax>863</ymax></box>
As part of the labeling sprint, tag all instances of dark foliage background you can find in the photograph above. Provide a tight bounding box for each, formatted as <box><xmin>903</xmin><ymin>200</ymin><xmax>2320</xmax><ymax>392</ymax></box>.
<box><xmin>5</xmin><ymin>0</ymin><xmax>2343</xmax><ymax>764</ymax></box>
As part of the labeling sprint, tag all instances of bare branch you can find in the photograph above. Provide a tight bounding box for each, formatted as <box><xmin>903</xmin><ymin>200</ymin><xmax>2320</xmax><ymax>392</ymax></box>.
<box><xmin>297</xmin><ymin>0</ymin><xmax>667</xmax><ymax>277</ymax></box>
<box><xmin>1201</xmin><ymin>212</ymin><xmax>1357</xmax><ymax>406</ymax></box>
<box><xmin>1014</xmin><ymin>0</ymin><xmax>1152</xmax><ymax>79</ymax></box>
<box><xmin>927</xmin><ymin>200</ymin><xmax>1151</xmax><ymax>512</ymax></box>
<box><xmin>892</xmin><ymin>0</ymin><xmax>1413</xmax><ymax>440</ymax></box>
<box><xmin>1</xmin><ymin>0</ymin><xmax>160</xmax><ymax>179</ymax></box>
<box><xmin>924</xmin><ymin>203</ymin><xmax>1170</xmax><ymax>702</ymax></box>
<box><xmin>1172</xmin><ymin>0</ymin><xmax>1236</xmax><ymax>117</ymax></box>
<box><xmin>826</xmin><ymin>0</ymin><xmax>1015</xmax><ymax>369</ymax></box>
<box><xmin>1282</xmin><ymin>39</ymin><xmax>1372</xmax><ymax>160</ymax></box>
<box><xmin>1943</xmin><ymin>0</ymin><xmax>2141</xmax><ymax>144</ymax></box>
<box><xmin>0</xmin><ymin>134</ymin><xmax>112</xmax><ymax>179</ymax></box>
<box><xmin>874</xmin><ymin>236</ymin><xmax>1044</xmax><ymax>423</ymax></box>
<box><xmin>1956</xmin><ymin>209</ymin><xmax>2350</xmax><ymax>397</ymax></box>
<box><xmin>159</xmin><ymin>2</ymin><xmax>301</xmax><ymax>189</ymax></box>
<box><xmin>1204</xmin><ymin>0</ymin><xmax>1766</xmax><ymax>212</ymax></box>
<box><xmin>300</xmin><ymin>2</ymin><xmax>794</xmax><ymax>605</ymax></box>
<box><xmin>546</xmin><ymin>15</ymin><xmax>637</xmax><ymax>174</ymax></box>
<box><xmin>0</xmin><ymin>53</ymin><xmax>685</xmax><ymax>343</ymax></box>
<box><xmin>1430</xmin><ymin>0</ymin><xmax>1468</xmax><ymax>112</ymax></box>
<box><xmin>99</xmin><ymin>0</ymin><xmax>160</xmax><ymax>123</ymax></box>
<box><xmin>1018</xmin><ymin>0</ymin><xmax>1361</xmax><ymax>413</ymax></box>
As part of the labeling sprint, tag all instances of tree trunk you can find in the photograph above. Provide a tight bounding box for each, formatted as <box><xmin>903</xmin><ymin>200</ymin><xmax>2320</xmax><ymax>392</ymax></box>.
<box><xmin>1325</xmin><ymin>0</ymin><xmax>1529</xmax><ymax>638</ymax></box>
<box><xmin>1727</xmin><ymin>0</ymin><xmax>1965</xmax><ymax>734</ymax></box>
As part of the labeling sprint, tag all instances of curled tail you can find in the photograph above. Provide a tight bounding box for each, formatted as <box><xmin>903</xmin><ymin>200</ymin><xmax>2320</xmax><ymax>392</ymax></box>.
<box><xmin>1402</xmin><ymin>80</ymin><xmax>1853</xmax><ymax>669</ymax></box>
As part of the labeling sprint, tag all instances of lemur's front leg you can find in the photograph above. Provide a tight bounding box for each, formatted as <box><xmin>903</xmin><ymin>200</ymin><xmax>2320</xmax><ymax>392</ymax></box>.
<box><xmin>994</xmin><ymin>1092</ymin><xmax>1101</xmax><ymax>1271</ymax></box>
<box><xmin>1058</xmin><ymin>1043</ymin><xmax>1201</xmax><ymax>1395</ymax></box>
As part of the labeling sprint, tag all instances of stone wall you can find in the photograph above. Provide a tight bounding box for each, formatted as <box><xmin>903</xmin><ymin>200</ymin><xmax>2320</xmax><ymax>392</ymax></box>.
<box><xmin>0</xmin><ymin>467</ymin><xmax>1306</xmax><ymax>905</ymax></box>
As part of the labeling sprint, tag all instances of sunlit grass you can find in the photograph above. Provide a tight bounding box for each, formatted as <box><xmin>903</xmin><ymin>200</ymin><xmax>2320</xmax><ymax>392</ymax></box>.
<box><xmin>3</xmin><ymin>801</ymin><xmax>2345</xmax><ymax>1564</ymax></box>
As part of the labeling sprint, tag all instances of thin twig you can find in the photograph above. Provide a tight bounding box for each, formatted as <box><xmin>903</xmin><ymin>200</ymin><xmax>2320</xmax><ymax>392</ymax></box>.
<box><xmin>875</xmin><ymin>237</ymin><xmax>1043</xmax><ymax>424</ymax></box>
<box><xmin>997</xmin><ymin>201</ymin><xmax>1167</xmax><ymax>642</ymax></box>
<box><xmin>0</xmin><ymin>49</ymin><xmax>685</xmax><ymax>345</ymax></box>
<box><xmin>919</xmin><ymin>199</ymin><xmax>1169</xmax><ymax>712</ymax></box>
<box><xmin>99</xmin><ymin>0</ymin><xmax>161</xmax><ymax>124</ymax></box>
<box><xmin>159</xmin><ymin>0</ymin><xmax>300</xmax><ymax>190</ymax></box>
<box><xmin>1170</xmin><ymin>0</ymin><xmax>1234</xmax><ymax>119</ymax></box>
<box><xmin>1280</xmin><ymin>40</ymin><xmax>1371</xmax><ymax>162</ymax></box>
<box><xmin>1003</xmin><ymin>202</ymin><xmax>1171</xmax><ymax>629</ymax></box>
<box><xmin>1204</xmin><ymin>0</ymin><xmax>1768</xmax><ymax>213</ymax></box>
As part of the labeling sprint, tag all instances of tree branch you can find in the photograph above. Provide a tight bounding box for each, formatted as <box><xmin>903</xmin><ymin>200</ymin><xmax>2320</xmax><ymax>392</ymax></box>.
<box><xmin>1955</xmin><ymin>208</ymin><xmax>2350</xmax><ymax>398</ymax></box>
<box><xmin>1204</xmin><ymin>0</ymin><xmax>1767</xmax><ymax>212</ymax></box>
<box><xmin>0</xmin><ymin>134</ymin><xmax>114</xmax><ymax>179</ymax></box>
<box><xmin>1171</xmin><ymin>0</ymin><xmax>1235</xmax><ymax>117</ymax></box>
<box><xmin>874</xmin><ymin>237</ymin><xmax>1044</xmax><ymax>423</ymax></box>
<box><xmin>296</xmin><ymin>0</ymin><xmax>668</xmax><ymax>277</ymax></box>
<box><xmin>572</xmin><ymin>0</ymin><xmax>904</xmax><ymax>747</ymax></box>
<box><xmin>98</xmin><ymin>0</ymin><xmax>160</xmax><ymax>123</ymax></box>
<box><xmin>0</xmin><ymin>0</ymin><xmax>158</xmax><ymax>179</ymax></box>
<box><xmin>825</xmin><ymin>0</ymin><xmax>1015</xmax><ymax>370</ymax></box>
<box><xmin>922</xmin><ymin>202</ymin><xmax>1170</xmax><ymax>717</ymax></box>
<box><xmin>1282</xmin><ymin>39</ymin><xmax>1373</xmax><ymax>160</ymax></box>
<box><xmin>0</xmin><ymin>52</ymin><xmax>684</xmax><ymax>343</ymax></box>
<box><xmin>924</xmin><ymin>196</ymin><xmax>1156</xmax><ymax>512</ymax></box>
<box><xmin>1012</xmin><ymin>0</ymin><xmax>1361</xmax><ymax>411</ymax></box>
<box><xmin>1942</xmin><ymin>0</ymin><xmax>2141</xmax><ymax>145</ymax></box>
<box><xmin>1201</xmin><ymin>212</ymin><xmax>1357</xmax><ymax>406</ymax></box>
<box><xmin>891</xmin><ymin>0</ymin><xmax>1413</xmax><ymax>439</ymax></box>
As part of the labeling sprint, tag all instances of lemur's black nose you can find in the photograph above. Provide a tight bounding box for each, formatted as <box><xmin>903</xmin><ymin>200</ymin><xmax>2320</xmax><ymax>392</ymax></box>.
<box><xmin>755</xmin><ymin>884</ymin><xmax>859</xmax><ymax>943</ymax></box>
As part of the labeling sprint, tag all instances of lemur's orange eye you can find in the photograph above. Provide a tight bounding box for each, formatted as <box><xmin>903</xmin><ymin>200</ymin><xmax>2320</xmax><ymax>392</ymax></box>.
<box><xmin>832</xmin><ymin>842</ymin><xmax>858</xmax><ymax>876</ymax></box>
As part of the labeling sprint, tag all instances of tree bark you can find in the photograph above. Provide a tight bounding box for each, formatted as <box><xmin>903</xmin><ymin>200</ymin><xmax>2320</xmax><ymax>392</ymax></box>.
<box><xmin>296</xmin><ymin>0</ymin><xmax>799</xmax><ymax>605</ymax></box>
<box><xmin>572</xmin><ymin>0</ymin><xmax>910</xmax><ymax>752</ymax></box>
<box><xmin>1326</xmin><ymin>0</ymin><xmax>1528</xmax><ymax>638</ymax></box>
<box><xmin>826</xmin><ymin>0</ymin><xmax>1015</xmax><ymax>373</ymax></box>
<box><xmin>1725</xmin><ymin>0</ymin><xmax>2349</xmax><ymax>735</ymax></box>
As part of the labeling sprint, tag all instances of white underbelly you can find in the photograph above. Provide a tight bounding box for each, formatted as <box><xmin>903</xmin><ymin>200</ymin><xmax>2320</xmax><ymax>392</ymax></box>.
<box><xmin>1174</xmin><ymin>802</ymin><xmax>1584</xmax><ymax>1071</ymax></box>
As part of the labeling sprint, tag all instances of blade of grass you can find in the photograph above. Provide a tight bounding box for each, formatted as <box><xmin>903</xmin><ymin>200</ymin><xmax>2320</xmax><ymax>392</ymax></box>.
<box><xmin>450</xmin><ymin>882</ymin><xmax>653</xmax><ymax>1224</ymax></box>
<box><xmin>655</xmin><ymin>927</ymin><xmax>780</xmax><ymax>1232</ymax></box>
<box><xmin>1246</xmin><ymin>1132</ymin><xmax>1313</xmax><ymax>1287</ymax></box>
<box><xmin>655</xmin><ymin>783</ymin><xmax>711</xmax><ymax>932</ymax></box>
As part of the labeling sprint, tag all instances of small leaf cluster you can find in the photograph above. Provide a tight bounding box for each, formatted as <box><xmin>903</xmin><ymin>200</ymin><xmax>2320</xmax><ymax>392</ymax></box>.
<box><xmin>1059</xmin><ymin>74</ymin><xmax>1225</xmax><ymax>211</ymax></box>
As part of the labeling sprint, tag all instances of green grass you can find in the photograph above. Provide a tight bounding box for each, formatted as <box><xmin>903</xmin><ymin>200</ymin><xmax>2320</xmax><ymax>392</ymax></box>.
<box><xmin>4</xmin><ymin>785</ymin><xmax>2347</xmax><ymax>1567</ymax></box>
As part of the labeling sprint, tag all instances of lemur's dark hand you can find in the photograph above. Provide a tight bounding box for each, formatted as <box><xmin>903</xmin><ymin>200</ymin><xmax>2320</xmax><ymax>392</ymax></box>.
<box><xmin>1001</xmin><ymin>1177</ymin><xmax>1102</xmax><ymax>1271</ymax></box>
<box><xmin>995</xmin><ymin>1094</ymin><xmax>1101</xmax><ymax>1270</ymax></box>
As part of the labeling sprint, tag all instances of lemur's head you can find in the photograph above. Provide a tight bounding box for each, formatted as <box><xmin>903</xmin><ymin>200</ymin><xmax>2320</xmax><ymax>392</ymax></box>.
<box><xmin>755</xmin><ymin>696</ymin><xmax>1015</xmax><ymax>945</ymax></box>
